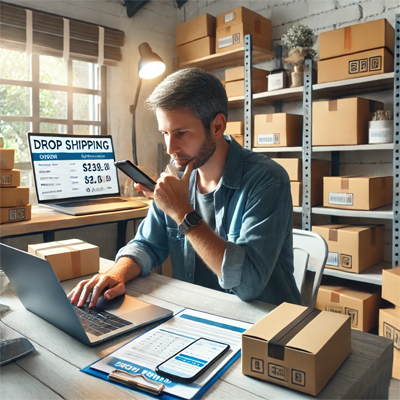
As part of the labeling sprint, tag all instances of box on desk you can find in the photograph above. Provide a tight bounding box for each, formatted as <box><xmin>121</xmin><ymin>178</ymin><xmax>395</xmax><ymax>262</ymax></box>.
<box><xmin>312</xmin><ymin>224</ymin><xmax>384</xmax><ymax>273</ymax></box>
<box><xmin>318</xmin><ymin>19</ymin><xmax>394</xmax><ymax>60</ymax></box>
<box><xmin>382</xmin><ymin>267</ymin><xmax>400</xmax><ymax>307</ymax></box>
<box><xmin>317</xmin><ymin>48</ymin><xmax>394</xmax><ymax>84</ymax></box>
<box><xmin>175</xmin><ymin>13</ymin><xmax>216</xmax><ymax>47</ymax></box>
<box><xmin>323</xmin><ymin>175</ymin><xmax>392</xmax><ymax>210</ymax></box>
<box><xmin>379</xmin><ymin>307</ymin><xmax>400</xmax><ymax>380</ymax></box>
<box><xmin>0</xmin><ymin>186</ymin><xmax>29</xmax><ymax>207</ymax></box>
<box><xmin>316</xmin><ymin>281</ymin><xmax>381</xmax><ymax>332</ymax></box>
<box><xmin>312</xmin><ymin>98</ymin><xmax>384</xmax><ymax>146</ymax></box>
<box><xmin>28</xmin><ymin>239</ymin><xmax>99</xmax><ymax>282</ymax></box>
<box><xmin>253</xmin><ymin>113</ymin><xmax>302</xmax><ymax>147</ymax></box>
<box><xmin>0</xmin><ymin>148</ymin><xmax>15</xmax><ymax>170</ymax></box>
<box><xmin>242</xmin><ymin>302</ymin><xmax>351</xmax><ymax>396</ymax></box>
<box><xmin>0</xmin><ymin>204</ymin><xmax>31</xmax><ymax>224</ymax></box>
<box><xmin>0</xmin><ymin>169</ymin><xmax>20</xmax><ymax>187</ymax></box>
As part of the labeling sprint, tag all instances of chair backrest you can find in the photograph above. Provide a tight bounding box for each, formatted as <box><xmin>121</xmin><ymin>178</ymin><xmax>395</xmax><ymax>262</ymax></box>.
<box><xmin>292</xmin><ymin>228</ymin><xmax>328</xmax><ymax>308</ymax></box>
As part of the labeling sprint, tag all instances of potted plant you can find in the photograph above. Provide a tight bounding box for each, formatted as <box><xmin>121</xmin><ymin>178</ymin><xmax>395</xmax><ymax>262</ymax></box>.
<box><xmin>369</xmin><ymin>110</ymin><xmax>393</xmax><ymax>143</ymax></box>
<box><xmin>281</xmin><ymin>24</ymin><xmax>317</xmax><ymax>87</ymax></box>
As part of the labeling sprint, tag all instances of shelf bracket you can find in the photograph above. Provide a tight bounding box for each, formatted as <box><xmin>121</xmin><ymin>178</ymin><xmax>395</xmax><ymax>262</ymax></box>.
<box><xmin>244</xmin><ymin>34</ymin><xmax>253</xmax><ymax>150</ymax></box>
<box><xmin>393</xmin><ymin>14</ymin><xmax>400</xmax><ymax>268</ymax></box>
<box><xmin>302</xmin><ymin>58</ymin><xmax>313</xmax><ymax>231</ymax></box>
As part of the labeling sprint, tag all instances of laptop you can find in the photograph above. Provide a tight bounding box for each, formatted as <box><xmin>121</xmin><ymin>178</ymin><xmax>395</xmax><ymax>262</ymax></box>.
<box><xmin>0</xmin><ymin>243</ymin><xmax>173</xmax><ymax>346</ymax></box>
<box><xmin>28</xmin><ymin>133</ymin><xmax>146</xmax><ymax>215</ymax></box>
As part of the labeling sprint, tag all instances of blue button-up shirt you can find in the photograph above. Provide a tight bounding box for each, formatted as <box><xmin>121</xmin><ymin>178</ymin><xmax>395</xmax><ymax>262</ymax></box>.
<box><xmin>116</xmin><ymin>136</ymin><xmax>301</xmax><ymax>306</ymax></box>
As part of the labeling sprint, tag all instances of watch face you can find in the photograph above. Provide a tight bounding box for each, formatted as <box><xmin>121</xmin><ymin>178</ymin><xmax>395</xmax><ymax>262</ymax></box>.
<box><xmin>186</xmin><ymin>211</ymin><xmax>201</xmax><ymax>226</ymax></box>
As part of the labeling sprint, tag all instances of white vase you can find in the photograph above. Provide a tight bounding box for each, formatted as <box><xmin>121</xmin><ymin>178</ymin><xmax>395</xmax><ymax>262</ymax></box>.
<box><xmin>290</xmin><ymin>64</ymin><xmax>304</xmax><ymax>88</ymax></box>
<box><xmin>368</xmin><ymin>120</ymin><xmax>393</xmax><ymax>143</ymax></box>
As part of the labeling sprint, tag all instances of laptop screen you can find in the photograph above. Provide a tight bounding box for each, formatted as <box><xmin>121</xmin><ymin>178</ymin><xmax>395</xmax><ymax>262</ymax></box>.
<box><xmin>28</xmin><ymin>133</ymin><xmax>121</xmax><ymax>203</ymax></box>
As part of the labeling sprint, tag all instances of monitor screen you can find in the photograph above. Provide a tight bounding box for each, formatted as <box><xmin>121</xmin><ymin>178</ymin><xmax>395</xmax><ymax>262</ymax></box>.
<box><xmin>28</xmin><ymin>133</ymin><xmax>120</xmax><ymax>203</ymax></box>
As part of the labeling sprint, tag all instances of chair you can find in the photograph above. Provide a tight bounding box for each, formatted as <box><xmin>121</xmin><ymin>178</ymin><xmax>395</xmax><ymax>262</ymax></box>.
<box><xmin>292</xmin><ymin>228</ymin><xmax>328</xmax><ymax>308</ymax></box>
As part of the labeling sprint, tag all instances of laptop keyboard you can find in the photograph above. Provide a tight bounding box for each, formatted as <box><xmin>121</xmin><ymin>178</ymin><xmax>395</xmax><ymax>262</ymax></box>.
<box><xmin>56</xmin><ymin>197</ymin><xmax>127</xmax><ymax>208</ymax></box>
<box><xmin>72</xmin><ymin>304</ymin><xmax>133</xmax><ymax>337</ymax></box>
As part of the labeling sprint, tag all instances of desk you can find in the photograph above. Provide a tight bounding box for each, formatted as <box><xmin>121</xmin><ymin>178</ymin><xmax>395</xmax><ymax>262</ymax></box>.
<box><xmin>0</xmin><ymin>259</ymin><xmax>394</xmax><ymax>399</ymax></box>
<box><xmin>0</xmin><ymin>203</ymin><xmax>149</xmax><ymax>249</ymax></box>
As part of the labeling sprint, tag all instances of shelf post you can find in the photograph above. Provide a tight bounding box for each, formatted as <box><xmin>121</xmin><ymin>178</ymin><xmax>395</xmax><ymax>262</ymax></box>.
<box><xmin>393</xmin><ymin>14</ymin><xmax>400</xmax><ymax>268</ymax></box>
<box><xmin>302</xmin><ymin>58</ymin><xmax>313</xmax><ymax>231</ymax></box>
<box><xmin>244</xmin><ymin>34</ymin><xmax>253</xmax><ymax>150</ymax></box>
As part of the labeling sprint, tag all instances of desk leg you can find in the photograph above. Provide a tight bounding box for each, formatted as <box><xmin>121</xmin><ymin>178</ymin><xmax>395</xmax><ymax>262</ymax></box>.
<box><xmin>117</xmin><ymin>220</ymin><xmax>128</xmax><ymax>250</ymax></box>
<box><xmin>43</xmin><ymin>231</ymin><xmax>55</xmax><ymax>242</ymax></box>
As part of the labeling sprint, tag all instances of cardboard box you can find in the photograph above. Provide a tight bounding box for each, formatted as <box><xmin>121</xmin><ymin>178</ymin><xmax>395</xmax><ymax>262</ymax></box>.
<box><xmin>225</xmin><ymin>66</ymin><xmax>267</xmax><ymax>82</ymax></box>
<box><xmin>242</xmin><ymin>302</ymin><xmax>351</xmax><ymax>396</ymax></box>
<box><xmin>232</xmin><ymin>134</ymin><xmax>244</xmax><ymax>147</ymax></box>
<box><xmin>0</xmin><ymin>148</ymin><xmax>15</xmax><ymax>170</ymax></box>
<box><xmin>175</xmin><ymin>13</ymin><xmax>216</xmax><ymax>46</ymax></box>
<box><xmin>0</xmin><ymin>204</ymin><xmax>31</xmax><ymax>224</ymax></box>
<box><xmin>254</xmin><ymin>113</ymin><xmax>302</xmax><ymax>147</ymax></box>
<box><xmin>216</xmin><ymin>22</ymin><xmax>271</xmax><ymax>53</ymax></box>
<box><xmin>0</xmin><ymin>169</ymin><xmax>20</xmax><ymax>187</ymax></box>
<box><xmin>0</xmin><ymin>187</ymin><xmax>29</xmax><ymax>207</ymax></box>
<box><xmin>323</xmin><ymin>175</ymin><xmax>392</xmax><ymax>210</ymax></box>
<box><xmin>271</xmin><ymin>158</ymin><xmax>330</xmax><ymax>182</ymax></box>
<box><xmin>176</xmin><ymin>36</ymin><xmax>215</xmax><ymax>63</ymax></box>
<box><xmin>225</xmin><ymin>78</ymin><xmax>268</xmax><ymax>97</ymax></box>
<box><xmin>312</xmin><ymin>224</ymin><xmax>384</xmax><ymax>273</ymax></box>
<box><xmin>290</xmin><ymin>179</ymin><xmax>327</xmax><ymax>207</ymax></box>
<box><xmin>225</xmin><ymin>121</ymin><xmax>244</xmax><ymax>135</ymax></box>
<box><xmin>216</xmin><ymin>6</ymin><xmax>270</xmax><ymax>32</ymax></box>
<box><xmin>319</xmin><ymin>19</ymin><xmax>395</xmax><ymax>60</ymax></box>
<box><xmin>379</xmin><ymin>307</ymin><xmax>400</xmax><ymax>380</ymax></box>
<box><xmin>317</xmin><ymin>48</ymin><xmax>394</xmax><ymax>84</ymax></box>
<box><xmin>28</xmin><ymin>239</ymin><xmax>99</xmax><ymax>282</ymax></box>
<box><xmin>316</xmin><ymin>283</ymin><xmax>381</xmax><ymax>332</ymax></box>
<box><xmin>382</xmin><ymin>267</ymin><xmax>400</xmax><ymax>307</ymax></box>
<box><xmin>313</xmin><ymin>98</ymin><xmax>384</xmax><ymax>146</ymax></box>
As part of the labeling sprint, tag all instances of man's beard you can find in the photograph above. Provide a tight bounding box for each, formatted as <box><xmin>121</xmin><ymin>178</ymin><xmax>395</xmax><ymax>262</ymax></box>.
<box><xmin>173</xmin><ymin>131</ymin><xmax>216</xmax><ymax>172</ymax></box>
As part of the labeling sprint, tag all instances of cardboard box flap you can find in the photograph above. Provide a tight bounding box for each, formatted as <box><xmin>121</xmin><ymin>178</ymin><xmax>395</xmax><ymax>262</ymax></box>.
<box><xmin>244</xmin><ymin>302</ymin><xmax>307</xmax><ymax>341</ymax></box>
<box><xmin>320</xmin><ymin>285</ymin><xmax>379</xmax><ymax>301</ymax></box>
<box><xmin>286</xmin><ymin>311</ymin><xmax>350</xmax><ymax>355</ymax></box>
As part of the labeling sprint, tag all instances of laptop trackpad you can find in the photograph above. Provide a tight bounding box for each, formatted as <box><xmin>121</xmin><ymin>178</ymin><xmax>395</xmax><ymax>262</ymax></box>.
<box><xmin>96</xmin><ymin>293</ymin><xmax>150</xmax><ymax>321</ymax></box>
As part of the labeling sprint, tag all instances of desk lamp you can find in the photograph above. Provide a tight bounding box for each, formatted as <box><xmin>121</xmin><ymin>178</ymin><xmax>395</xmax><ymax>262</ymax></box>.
<box><xmin>130</xmin><ymin>42</ymin><xmax>165</xmax><ymax>165</ymax></box>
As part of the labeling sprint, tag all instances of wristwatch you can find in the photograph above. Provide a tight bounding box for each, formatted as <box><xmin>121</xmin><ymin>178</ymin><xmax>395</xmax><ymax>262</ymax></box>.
<box><xmin>179</xmin><ymin>211</ymin><xmax>202</xmax><ymax>235</ymax></box>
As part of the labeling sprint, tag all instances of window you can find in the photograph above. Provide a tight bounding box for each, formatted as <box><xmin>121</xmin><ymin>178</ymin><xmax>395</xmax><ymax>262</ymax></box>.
<box><xmin>0</xmin><ymin>48</ymin><xmax>106</xmax><ymax>163</ymax></box>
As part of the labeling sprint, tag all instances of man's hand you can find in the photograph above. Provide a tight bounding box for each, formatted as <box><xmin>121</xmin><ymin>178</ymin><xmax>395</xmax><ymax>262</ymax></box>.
<box><xmin>153</xmin><ymin>161</ymin><xmax>194</xmax><ymax>223</ymax></box>
<box><xmin>67</xmin><ymin>273</ymin><xmax>126</xmax><ymax>308</ymax></box>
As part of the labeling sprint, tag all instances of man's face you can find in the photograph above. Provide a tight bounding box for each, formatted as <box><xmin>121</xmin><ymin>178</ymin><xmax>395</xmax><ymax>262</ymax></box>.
<box><xmin>156</xmin><ymin>108</ymin><xmax>216</xmax><ymax>171</ymax></box>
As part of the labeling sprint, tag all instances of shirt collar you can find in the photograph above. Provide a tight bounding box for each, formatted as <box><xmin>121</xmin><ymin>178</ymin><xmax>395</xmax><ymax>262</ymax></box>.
<box><xmin>220</xmin><ymin>135</ymin><xmax>244</xmax><ymax>190</ymax></box>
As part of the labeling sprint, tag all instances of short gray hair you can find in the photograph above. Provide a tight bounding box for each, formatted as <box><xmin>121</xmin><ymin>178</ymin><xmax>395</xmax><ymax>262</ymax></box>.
<box><xmin>145</xmin><ymin>68</ymin><xmax>228</xmax><ymax>131</ymax></box>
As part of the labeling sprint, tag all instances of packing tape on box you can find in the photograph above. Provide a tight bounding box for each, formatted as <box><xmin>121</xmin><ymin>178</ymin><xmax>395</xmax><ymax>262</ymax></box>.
<box><xmin>344</xmin><ymin>26</ymin><xmax>352</xmax><ymax>50</ymax></box>
<box><xmin>328</xmin><ymin>225</ymin><xmax>352</xmax><ymax>242</ymax></box>
<box><xmin>266</xmin><ymin>114</ymin><xmax>273</xmax><ymax>122</ymax></box>
<box><xmin>268</xmin><ymin>307</ymin><xmax>322</xmax><ymax>361</ymax></box>
<box><xmin>331</xmin><ymin>290</ymin><xmax>342</xmax><ymax>303</ymax></box>
<box><xmin>328</xmin><ymin>100</ymin><xmax>337</xmax><ymax>112</ymax></box>
<box><xmin>341</xmin><ymin>178</ymin><xmax>349</xmax><ymax>190</ymax></box>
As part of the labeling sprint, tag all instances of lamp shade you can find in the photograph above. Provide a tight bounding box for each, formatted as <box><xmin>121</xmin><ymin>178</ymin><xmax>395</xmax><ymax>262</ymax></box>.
<box><xmin>138</xmin><ymin>42</ymin><xmax>165</xmax><ymax>79</ymax></box>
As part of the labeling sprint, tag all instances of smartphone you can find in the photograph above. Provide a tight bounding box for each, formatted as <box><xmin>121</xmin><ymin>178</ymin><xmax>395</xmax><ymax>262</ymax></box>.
<box><xmin>114</xmin><ymin>160</ymin><xmax>157</xmax><ymax>192</ymax></box>
<box><xmin>155</xmin><ymin>338</ymin><xmax>230</xmax><ymax>383</ymax></box>
<box><xmin>0</xmin><ymin>338</ymin><xmax>35</xmax><ymax>366</ymax></box>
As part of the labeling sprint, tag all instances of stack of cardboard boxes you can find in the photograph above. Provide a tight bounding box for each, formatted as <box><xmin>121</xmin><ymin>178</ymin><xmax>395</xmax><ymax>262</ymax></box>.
<box><xmin>225</xmin><ymin>121</ymin><xmax>244</xmax><ymax>146</ymax></box>
<box><xmin>380</xmin><ymin>266</ymin><xmax>400</xmax><ymax>380</ymax></box>
<box><xmin>317</xmin><ymin>19</ymin><xmax>395</xmax><ymax>84</ymax></box>
<box><xmin>224</xmin><ymin>66</ymin><xmax>268</xmax><ymax>99</ymax></box>
<box><xmin>175</xmin><ymin>7</ymin><xmax>272</xmax><ymax>64</ymax></box>
<box><xmin>0</xmin><ymin>147</ymin><xmax>31</xmax><ymax>224</ymax></box>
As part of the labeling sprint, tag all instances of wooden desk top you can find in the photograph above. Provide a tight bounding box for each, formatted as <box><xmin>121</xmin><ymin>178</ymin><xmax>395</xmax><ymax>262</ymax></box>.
<box><xmin>0</xmin><ymin>259</ymin><xmax>393</xmax><ymax>399</ymax></box>
<box><xmin>0</xmin><ymin>203</ymin><xmax>149</xmax><ymax>238</ymax></box>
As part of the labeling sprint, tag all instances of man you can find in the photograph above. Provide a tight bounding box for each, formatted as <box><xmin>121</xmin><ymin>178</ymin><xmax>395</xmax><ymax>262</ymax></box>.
<box><xmin>68</xmin><ymin>68</ymin><xmax>301</xmax><ymax>308</ymax></box>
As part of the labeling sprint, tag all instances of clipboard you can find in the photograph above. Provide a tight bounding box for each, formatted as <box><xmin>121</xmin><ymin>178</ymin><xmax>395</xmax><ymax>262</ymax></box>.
<box><xmin>80</xmin><ymin>308</ymin><xmax>251</xmax><ymax>400</ymax></box>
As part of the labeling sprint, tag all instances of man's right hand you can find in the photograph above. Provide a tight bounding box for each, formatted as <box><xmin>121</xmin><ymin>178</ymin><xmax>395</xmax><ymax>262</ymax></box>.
<box><xmin>67</xmin><ymin>273</ymin><xmax>126</xmax><ymax>308</ymax></box>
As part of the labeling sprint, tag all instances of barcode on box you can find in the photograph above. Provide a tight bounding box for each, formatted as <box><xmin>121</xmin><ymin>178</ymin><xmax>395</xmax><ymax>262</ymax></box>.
<box><xmin>257</xmin><ymin>134</ymin><xmax>280</xmax><ymax>145</ymax></box>
<box><xmin>328</xmin><ymin>192</ymin><xmax>353</xmax><ymax>206</ymax></box>
<box><xmin>224</xmin><ymin>12</ymin><xmax>236</xmax><ymax>23</ymax></box>
<box><xmin>327</xmin><ymin>252</ymin><xmax>339</xmax><ymax>266</ymax></box>
<box><xmin>219</xmin><ymin>36</ymin><xmax>233</xmax><ymax>49</ymax></box>
<box><xmin>369</xmin><ymin>129</ymin><xmax>391</xmax><ymax>143</ymax></box>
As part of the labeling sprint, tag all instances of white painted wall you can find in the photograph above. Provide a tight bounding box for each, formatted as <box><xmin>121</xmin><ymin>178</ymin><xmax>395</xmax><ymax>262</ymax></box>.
<box><xmin>4</xmin><ymin>0</ymin><xmax>399</xmax><ymax>261</ymax></box>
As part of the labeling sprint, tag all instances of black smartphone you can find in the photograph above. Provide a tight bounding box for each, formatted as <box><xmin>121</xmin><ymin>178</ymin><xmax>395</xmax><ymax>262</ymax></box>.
<box><xmin>155</xmin><ymin>338</ymin><xmax>230</xmax><ymax>383</ymax></box>
<box><xmin>114</xmin><ymin>160</ymin><xmax>157</xmax><ymax>192</ymax></box>
<box><xmin>0</xmin><ymin>338</ymin><xmax>35</xmax><ymax>366</ymax></box>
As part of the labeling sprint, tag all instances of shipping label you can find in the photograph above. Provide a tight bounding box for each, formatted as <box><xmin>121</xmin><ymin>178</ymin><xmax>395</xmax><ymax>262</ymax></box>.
<box><xmin>327</xmin><ymin>251</ymin><xmax>339</xmax><ymax>266</ymax></box>
<box><xmin>341</xmin><ymin>254</ymin><xmax>352</xmax><ymax>269</ymax></box>
<box><xmin>328</xmin><ymin>192</ymin><xmax>353</xmax><ymax>206</ymax></box>
<box><xmin>292</xmin><ymin>369</ymin><xmax>306</xmax><ymax>387</ymax></box>
<box><xmin>268</xmin><ymin>363</ymin><xmax>287</xmax><ymax>381</ymax></box>
<box><xmin>349</xmin><ymin>56</ymin><xmax>382</xmax><ymax>74</ymax></box>
<box><xmin>325</xmin><ymin>306</ymin><xmax>343</xmax><ymax>313</ymax></box>
<box><xmin>383</xmin><ymin>322</ymin><xmax>400</xmax><ymax>351</ymax></box>
<box><xmin>251</xmin><ymin>357</ymin><xmax>264</xmax><ymax>374</ymax></box>
<box><xmin>0</xmin><ymin>174</ymin><xmax>12</xmax><ymax>185</ymax></box>
<box><xmin>257</xmin><ymin>133</ymin><xmax>280</xmax><ymax>145</ymax></box>
<box><xmin>224</xmin><ymin>12</ymin><xmax>236</xmax><ymax>23</ymax></box>
<box><xmin>8</xmin><ymin>208</ymin><xmax>26</xmax><ymax>221</ymax></box>
<box><xmin>218</xmin><ymin>36</ymin><xmax>233</xmax><ymax>49</ymax></box>
<box><xmin>345</xmin><ymin>308</ymin><xmax>358</xmax><ymax>327</ymax></box>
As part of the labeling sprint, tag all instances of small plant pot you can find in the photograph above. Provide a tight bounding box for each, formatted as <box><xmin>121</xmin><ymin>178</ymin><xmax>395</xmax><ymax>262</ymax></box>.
<box><xmin>368</xmin><ymin>120</ymin><xmax>393</xmax><ymax>144</ymax></box>
<box><xmin>290</xmin><ymin>64</ymin><xmax>304</xmax><ymax>87</ymax></box>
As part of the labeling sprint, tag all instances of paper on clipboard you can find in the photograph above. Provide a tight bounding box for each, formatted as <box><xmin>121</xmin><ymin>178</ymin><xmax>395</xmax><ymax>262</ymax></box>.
<box><xmin>87</xmin><ymin>308</ymin><xmax>252</xmax><ymax>399</ymax></box>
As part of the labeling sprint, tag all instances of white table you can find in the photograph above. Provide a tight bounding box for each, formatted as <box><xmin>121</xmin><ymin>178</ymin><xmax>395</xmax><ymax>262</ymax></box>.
<box><xmin>0</xmin><ymin>259</ymin><xmax>394</xmax><ymax>399</ymax></box>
